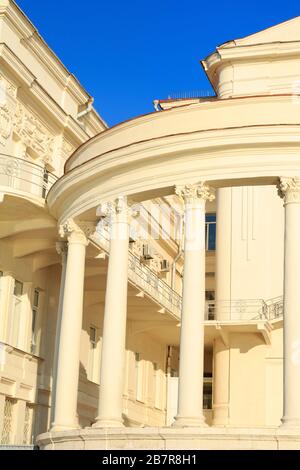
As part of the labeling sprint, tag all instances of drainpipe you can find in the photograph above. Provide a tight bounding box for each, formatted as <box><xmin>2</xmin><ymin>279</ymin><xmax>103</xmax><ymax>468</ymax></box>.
<box><xmin>77</xmin><ymin>97</ymin><xmax>93</xmax><ymax>119</ymax></box>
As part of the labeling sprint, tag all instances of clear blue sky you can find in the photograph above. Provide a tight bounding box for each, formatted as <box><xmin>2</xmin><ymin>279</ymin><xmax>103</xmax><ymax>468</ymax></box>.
<box><xmin>17</xmin><ymin>0</ymin><xmax>300</xmax><ymax>127</ymax></box>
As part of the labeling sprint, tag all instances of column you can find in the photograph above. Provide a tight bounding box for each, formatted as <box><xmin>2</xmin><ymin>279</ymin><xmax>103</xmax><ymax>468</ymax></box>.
<box><xmin>50</xmin><ymin>241</ymin><xmax>68</xmax><ymax>424</ymax></box>
<box><xmin>51</xmin><ymin>220</ymin><xmax>88</xmax><ymax>431</ymax></box>
<box><xmin>93</xmin><ymin>196</ymin><xmax>131</xmax><ymax>428</ymax></box>
<box><xmin>279</xmin><ymin>177</ymin><xmax>300</xmax><ymax>429</ymax></box>
<box><xmin>173</xmin><ymin>182</ymin><xmax>215</xmax><ymax>427</ymax></box>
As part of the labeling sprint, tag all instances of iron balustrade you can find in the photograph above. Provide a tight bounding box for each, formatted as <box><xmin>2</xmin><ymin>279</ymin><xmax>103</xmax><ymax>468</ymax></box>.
<box><xmin>93</xmin><ymin>227</ymin><xmax>285</xmax><ymax>321</ymax></box>
<box><xmin>92</xmin><ymin>227</ymin><xmax>182</xmax><ymax>317</ymax></box>
<box><xmin>128</xmin><ymin>252</ymin><xmax>182</xmax><ymax>315</ymax></box>
<box><xmin>205</xmin><ymin>297</ymin><xmax>284</xmax><ymax>321</ymax></box>
<box><xmin>0</xmin><ymin>154</ymin><xmax>57</xmax><ymax>199</ymax></box>
<box><xmin>204</xmin><ymin>299</ymin><xmax>267</xmax><ymax>321</ymax></box>
<box><xmin>265</xmin><ymin>296</ymin><xmax>284</xmax><ymax>320</ymax></box>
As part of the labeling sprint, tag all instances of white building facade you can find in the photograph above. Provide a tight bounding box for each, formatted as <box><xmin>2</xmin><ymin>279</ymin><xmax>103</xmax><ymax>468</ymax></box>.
<box><xmin>1</xmin><ymin>0</ymin><xmax>300</xmax><ymax>450</ymax></box>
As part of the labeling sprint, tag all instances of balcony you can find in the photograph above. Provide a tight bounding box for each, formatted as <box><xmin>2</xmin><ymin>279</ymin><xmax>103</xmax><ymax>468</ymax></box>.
<box><xmin>91</xmin><ymin>228</ymin><xmax>182</xmax><ymax>318</ymax></box>
<box><xmin>0</xmin><ymin>154</ymin><xmax>57</xmax><ymax>200</ymax></box>
<box><xmin>205</xmin><ymin>297</ymin><xmax>283</xmax><ymax>322</ymax></box>
<box><xmin>92</xmin><ymin>225</ymin><xmax>284</xmax><ymax>322</ymax></box>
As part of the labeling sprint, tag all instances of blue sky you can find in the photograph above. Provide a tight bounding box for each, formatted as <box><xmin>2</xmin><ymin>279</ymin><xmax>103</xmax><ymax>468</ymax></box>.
<box><xmin>17</xmin><ymin>0</ymin><xmax>300</xmax><ymax>127</ymax></box>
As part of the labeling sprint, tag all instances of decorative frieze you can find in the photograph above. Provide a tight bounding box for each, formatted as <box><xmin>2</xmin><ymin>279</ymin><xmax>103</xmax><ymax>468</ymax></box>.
<box><xmin>14</xmin><ymin>102</ymin><xmax>55</xmax><ymax>163</ymax></box>
<box><xmin>278</xmin><ymin>177</ymin><xmax>300</xmax><ymax>204</ymax></box>
<box><xmin>54</xmin><ymin>134</ymin><xmax>75</xmax><ymax>161</ymax></box>
<box><xmin>0</xmin><ymin>75</ymin><xmax>16</xmax><ymax>146</ymax></box>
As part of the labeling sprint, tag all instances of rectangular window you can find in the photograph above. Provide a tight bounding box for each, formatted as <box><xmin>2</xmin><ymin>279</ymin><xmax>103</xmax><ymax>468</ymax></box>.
<box><xmin>42</xmin><ymin>169</ymin><xmax>49</xmax><ymax>199</ymax></box>
<box><xmin>153</xmin><ymin>362</ymin><xmax>163</xmax><ymax>410</ymax></box>
<box><xmin>14</xmin><ymin>280</ymin><xmax>23</xmax><ymax>297</ymax></box>
<box><xmin>203</xmin><ymin>378</ymin><xmax>213</xmax><ymax>409</ymax></box>
<box><xmin>9</xmin><ymin>280</ymin><xmax>23</xmax><ymax>348</ymax></box>
<box><xmin>31</xmin><ymin>289</ymin><xmax>40</xmax><ymax>355</ymax></box>
<box><xmin>23</xmin><ymin>404</ymin><xmax>35</xmax><ymax>445</ymax></box>
<box><xmin>1</xmin><ymin>397</ymin><xmax>15</xmax><ymax>444</ymax></box>
<box><xmin>135</xmin><ymin>352</ymin><xmax>143</xmax><ymax>401</ymax></box>
<box><xmin>205</xmin><ymin>291</ymin><xmax>215</xmax><ymax>320</ymax></box>
<box><xmin>205</xmin><ymin>213</ymin><xmax>216</xmax><ymax>251</ymax></box>
<box><xmin>88</xmin><ymin>326</ymin><xmax>99</xmax><ymax>383</ymax></box>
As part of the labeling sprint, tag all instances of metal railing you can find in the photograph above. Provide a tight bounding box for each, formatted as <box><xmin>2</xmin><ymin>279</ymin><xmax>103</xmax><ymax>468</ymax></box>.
<box><xmin>128</xmin><ymin>253</ymin><xmax>182</xmax><ymax>315</ymax></box>
<box><xmin>0</xmin><ymin>154</ymin><xmax>57</xmax><ymax>199</ymax></box>
<box><xmin>204</xmin><ymin>299</ymin><xmax>268</xmax><ymax>321</ymax></box>
<box><xmin>265</xmin><ymin>296</ymin><xmax>283</xmax><ymax>320</ymax></box>
<box><xmin>92</xmin><ymin>227</ymin><xmax>182</xmax><ymax>317</ymax></box>
<box><xmin>205</xmin><ymin>297</ymin><xmax>284</xmax><ymax>321</ymax></box>
<box><xmin>92</xmin><ymin>227</ymin><xmax>285</xmax><ymax>322</ymax></box>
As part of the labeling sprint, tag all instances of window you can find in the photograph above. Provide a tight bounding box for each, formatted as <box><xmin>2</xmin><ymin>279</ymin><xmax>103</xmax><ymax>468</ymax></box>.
<box><xmin>23</xmin><ymin>404</ymin><xmax>35</xmax><ymax>445</ymax></box>
<box><xmin>42</xmin><ymin>169</ymin><xmax>49</xmax><ymax>199</ymax></box>
<box><xmin>205</xmin><ymin>291</ymin><xmax>215</xmax><ymax>320</ymax></box>
<box><xmin>135</xmin><ymin>352</ymin><xmax>143</xmax><ymax>401</ymax></box>
<box><xmin>88</xmin><ymin>326</ymin><xmax>99</xmax><ymax>383</ymax></box>
<box><xmin>205</xmin><ymin>214</ymin><xmax>216</xmax><ymax>251</ymax></box>
<box><xmin>203</xmin><ymin>378</ymin><xmax>213</xmax><ymax>410</ymax></box>
<box><xmin>1</xmin><ymin>397</ymin><xmax>15</xmax><ymax>444</ymax></box>
<box><xmin>31</xmin><ymin>289</ymin><xmax>40</xmax><ymax>355</ymax></box>
<box><xmin>9</xmin><ymin>280</ymin><xmax>23</xmax><ymax>348</ymax></box>
<box><xmin>153</xmin><ymin>362</ymin><xmax>163</xmax><ymax>410</ymax></box>
<box><xmin>14</xmin><ymin>280</ymin><xmax>23</xmax><ymax>297</ymax></box>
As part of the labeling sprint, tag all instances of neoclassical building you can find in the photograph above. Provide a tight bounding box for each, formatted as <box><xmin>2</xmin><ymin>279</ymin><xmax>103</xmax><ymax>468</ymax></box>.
<box><xmin>1</xmin><ymin>0</ymin><xmax>300</xmax><ymax>450</ymax></box>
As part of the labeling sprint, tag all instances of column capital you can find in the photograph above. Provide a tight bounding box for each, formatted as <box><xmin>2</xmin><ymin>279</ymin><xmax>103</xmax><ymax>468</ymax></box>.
<box><xmin>278</xmin><ymin>177</ymin><xmax>300</xmax><ymax>204</ymax></box>
<box><xmin>96</xmin><ymin>196</ymin><xmax>139</xmax><ymax>224</ymax></box>
<box><xmin>175</xmin><ymin>182</ymin><xmax>215</xmax><ymax>204</ymax></box>
<box><xmin>59</xmin><ymin>219</ymin><xmax>94</xmax><ymax>245</ymax></box>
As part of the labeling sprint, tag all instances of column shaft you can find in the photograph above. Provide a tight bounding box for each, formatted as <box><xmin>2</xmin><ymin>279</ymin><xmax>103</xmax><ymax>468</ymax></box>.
<box><xmin>51</xmin><ymin>224</ymin><xmax>87</xmax><ymax>431</ymax></box>
<box><xmin>279</xmin><ymin>177</ymin><xmax>300</xmax><ymax>429</ymax></box>
<box><xmin>174</xmin><ymin>183</ymin><xmax>214</xmax><ymax>427</ymax></box>
<box><xmin>50</xmin><ymin>242</ymin><xmax>68</xmax><ymax>424</ymax></box>
<box><xmin>94</xmin><ymin>197</ymin><xmax>130</xmax><ymax>427</ymax></box>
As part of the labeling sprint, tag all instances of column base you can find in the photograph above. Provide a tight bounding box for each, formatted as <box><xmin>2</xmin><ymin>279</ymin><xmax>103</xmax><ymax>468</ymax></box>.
<box><xmin>280</xmin><ymin>417</ymin><xmax>300</xmax><ymax>430</ymax></box>
<box><xmin>50</xmin><ymin>423</ymin><xmax>80</xmax><ymax>432</ymax></box>
<box><xmin>172</xmin><ymin>415</ymin><xmax>208</xmax><ymax>428</ymax></box>
<box><xmin>92</xmin><ymin>417</ymin><xmax>124</xmax><ymax>428</ymax></box>
<box><xmin>212</xmin><ymin>404</ymin><xmax>230</xmax><ymax>426</ymax></box>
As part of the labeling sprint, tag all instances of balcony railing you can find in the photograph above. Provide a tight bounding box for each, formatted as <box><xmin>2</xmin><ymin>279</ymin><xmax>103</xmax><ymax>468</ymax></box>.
<box><xmin>204</xmin><ymin>299</ymin><xmax>268</xmax><ymax>321</ymax></box>
<box><xmin>91</xmin><ymin>227</ymin><xmax>182</xmax><ymax>317</ymax></box>
<box><xmin>128</xmin><ymin>253</ymin><xmax>182</xmax><ymax>315</ymax></box>
<box><xmin>205</xmin><ymin>297</ymin><xmax>284</xmax><ymax>321</ymax></box>
<box><xmin>92</xmin><ymin>225</ymin><xmax>285</xmax><ymax>322</ymax></box>
<box><xmin>0</xmin><ymin>154</ymin><xmax>57</xmax><ymax>199</ymax></box>
<box><xmin>265</xmin><ymin>296</ymin><xmax>283</xmax><ymax>320</ymax></box>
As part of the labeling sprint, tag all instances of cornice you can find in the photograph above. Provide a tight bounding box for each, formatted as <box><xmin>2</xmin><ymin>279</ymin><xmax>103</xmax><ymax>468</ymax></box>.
<box><xmin>0</xmin><ymin>1</ymin><xmax>92</xmax><ymax>105</ymax></box>
<box><xmin>0</xmin><ymin>43</ymin><xmax>35</xmax><ymax>86</ymax></box>
<box><xmin>203</xmin><ymin>41</ymin><xmax>300</xmax><ymax>85</ymax></box>
<box><xmin>47</xmin><ymin>124</ymin><xmax>300</xmax><ymax>223</ymax></box>
<box><xmin>65</xmin><ymin>94</ymin><xmax>300</xmax><ymax>172</ymax></box>
<box><xmin>0</xmin><ymin>43</ymin><xmax>91</xmax><ymax>144</ymax></box>
<box><xmin>0</xmin><ymin>1</ymin><xmax>33</xmax><ymax>39</ymax></box>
